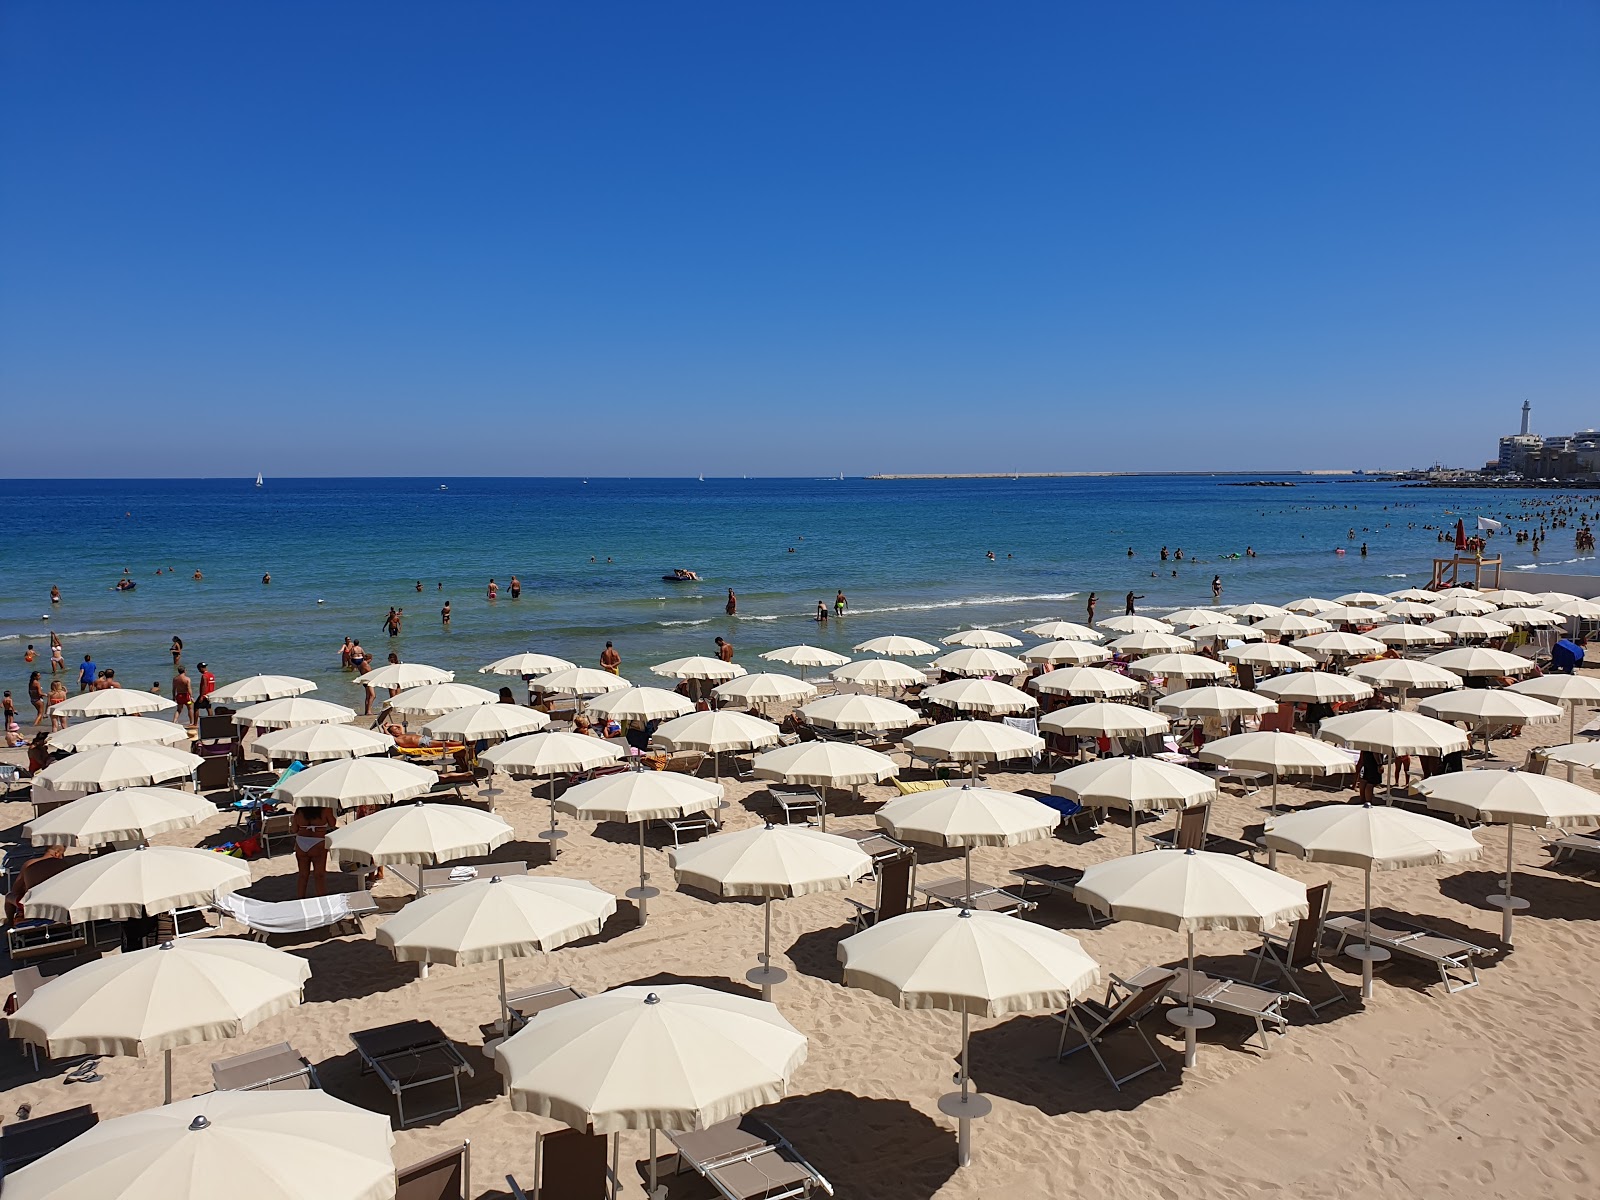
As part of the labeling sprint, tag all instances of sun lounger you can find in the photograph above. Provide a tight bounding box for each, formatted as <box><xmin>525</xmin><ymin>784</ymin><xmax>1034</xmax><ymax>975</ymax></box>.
<box><xmin>1145</xmin><ymin>803</ymin><xmax>1213</xmax><ymax>851</ymax></box>
<box><xmin>1007</xmin><ymin>863</ymin><xmax>1110</xmax><ymax>926</ymax></box>
<box><xmin>834</xmin><ymin>828</ymin><xmax>912</xmax><ymax>863</ymax></box>
<box><xmin>847</xmin><ymin>853</ymin><xmax>916</xmax><ymax>930</ymax></box>
<box><xmin>769</xmin><ymin>785</ymin><xmax>824</xmax><ymax>825</ymax></box>
<box><xmin>1055</xmin><ymin>968</ymin><xmax>1175</xmax><ymax>1090</ymax></box>
<box><xmin>666</xmin><ymin>1115</ymin><xmax>835</xmax><ymax>1199</ymax></box>
<box><xmin>396</xmin><ymin>1141</ymin><xmax>470</xmax><ymax>1200</ymax></box>
<box><xmin>1247</xmin><ymin>881</ymin><xmax>1348</xmax><ymax>1013</ymax></box>
<box><xmin>1159</xmin><ymin>966</ymin><xmax>1291</xmax><ymax>1053</ymax></box>
<box><xmin>211</xmin><ymin>1041</ymin><xmax>320</xmax><ymax>1092</ymax></box>
<box><xmin>213</xmin><ymin>889</ymin><xmax>377</xmax><ymax>940</ymax></box>
<box><xmin>916</xmin><ymin>876</ymin><xmax>1035</xmax><ymax>915</ymax></box>
<box><xmin>0</xmin><ymin>1104</ymin><xmax>97</xmax><ymax>1173</ymax></box>
<box><xmin>656</xmin><ymin>811</ymin><xmax>718</xmax><ymax>847</ymax></box>
<box><xmin>1548</xmin><ymin>830</ymin><xmax>1600</xmax><ymax>871</ymax></box>
<box><xmin>479</xmin><ymin>982</ymin><xmax>586</xmax><ymax>1040</ymax></box>
<box><xmin>1324</xmin><ymin>915</ymin><xmax>1491</xmax><ymax>994</ymax></box>
<box><xmin>350</xmin><ymin>1019</ymin><xmax>475</xmax><ymax>1127</ymax></box>
<box><xmin>0</xmin><ymin>764</ymin><xmax>26</xmax><ymax>798</ymax></box>
<box><xmin>508</xmin><ymin>1128</ymin><xmax>619</xmax><ymax>1200</ymax></box>
<box><xmin>6</xmin><ymin>917</ymin><xmax>92</xmax><ymax>965</ymax></box>
<box><xmin>388</xmin><ymin>860</ymin><xmax>529</xmax><ymax>895</ymax></box>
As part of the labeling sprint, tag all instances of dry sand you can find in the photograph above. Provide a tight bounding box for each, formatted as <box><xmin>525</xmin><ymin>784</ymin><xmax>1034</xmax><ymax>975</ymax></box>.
<box><xmin>2</xmin><ymin>706</ymin><xmax>1597</xmax><ymax>1199</ymax></box>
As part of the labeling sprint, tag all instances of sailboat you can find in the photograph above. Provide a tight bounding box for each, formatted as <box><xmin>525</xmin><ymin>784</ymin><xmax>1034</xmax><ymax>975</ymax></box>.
<box><xmin>254</xmin><ymin>471</ymin><xmax>263</xmax><ymax>488</ymax></box>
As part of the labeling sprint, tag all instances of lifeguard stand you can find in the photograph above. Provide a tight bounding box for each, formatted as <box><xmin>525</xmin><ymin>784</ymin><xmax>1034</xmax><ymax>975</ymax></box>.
<box><xmin>1430</xmin><ymin>554</ymin><xmax>1502</xmax><ymax>591</ymax></box>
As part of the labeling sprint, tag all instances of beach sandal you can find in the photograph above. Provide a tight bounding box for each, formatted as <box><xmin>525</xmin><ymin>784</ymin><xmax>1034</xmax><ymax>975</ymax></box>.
<box><xmin>63</xmin><ymin>1073</ymin><xmax>101</xmax><ymax>1085</ymax></box>
<box><xmin>66</xmin><ymin>1059</ymin><xmax>99</xmax><ymax>1078</ymax></box>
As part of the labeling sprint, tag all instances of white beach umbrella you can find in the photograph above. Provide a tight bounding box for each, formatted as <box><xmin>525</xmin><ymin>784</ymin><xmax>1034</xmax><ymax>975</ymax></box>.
<box><xmin>206</xmin><ymin>675</ymin><xmax>317</xmax><ymax>705</ymax></box>
<box><xmin>48</xmin><ymin>716</ymin><xmax>188</xmax><ymax>753</ymax></box>
<box><xmin>1156</xmin><ymin>686</ymin><xmax>1276</xmax><ymax>720</ymax></box>
<box><xmin>1481</xmin><ymin>588</ymin><xmax>1542</xmax><ymax>607</ymax></box>
<box><xmin>1020</xmin><ymin>640</ymin><xmax>1113</xmax><ymax>666</ymax></box>
<box><xmin>752</xmin><ymin>741</ymin><xmax>898</xmax><ymax>825</ymax></box>
<box><xmin>350</xmin><ymin>662</ymin><xmax>453</xmax><ymax>691</ymax></box>
<box><xmin>1334</xmin><ymin>591</ymin><xmax>1391</xmax><ymax>607</ymax></box>
<box><xmin>929</xmin><ymin>647</ymin><xmax>1029</xmax><ymax>678</ymax></box>
<box><xmin>1489</xmin><ymin>607</ymin><xmax>1564</xmax><ymax>629</ymax></box>
<box><xmin>1052</xmin><ymin>757</ymin><xmax>1217</xmax><ymax>853</ymax></box>
<box><xmin>712</xmin><ymin>671</ymin><xmax>818</xmax><ymax>708</ymax></box>
<box><xmin>1219</xmin><ymin>642</ymin><xmax>1316</xmax><ymax>670</ymax></box>
<box><xmin>24</xmin><ymin>845</ymin><xmax>250</xmax><ymax>924</ymax></box>
<box><xmin>838</xmin><ymin>909</ymin><xmax>1099</xmax><ymax>1165</ymax></box>
<box><xmin>420</xmin><ymin>703</ymin><xmax>549</xmax><ymax>744</ymax></box>
<box><xmin>1347</xmin><ymin>658</ymin><xmax>1464</xmax><ymax>697</ymax></box>
<box><xmin>25</xmin><ymin>788</ymin><xmax>214</xmax><ymax>850</ymax></box>
<box><xmin>325</xmin><ymin>800</ymin><xmax>513</xmax><ymax>865</ymax></box>
<box><xmin>1387</xmin><ymin>587</ymin><xmax>1438</xmax><ymax>602</ymax></box>
<box><xmin>904</xmin><ymin>721</ymin><xmax>1044</xmax><ymax>780</ymax></box>
<box><xmin>829</xmin><ymin>658</ymin><xmax>927</xmax><ymax>689</ymax></box>
<box><xmin>376</xmin><ymin>874</ymin><xmax>616</xmax><ymax>1035</ymax></box>
<box><xmin>1318</xmin><ymin>709</ymin><xmax>1469</xmax><ymax>756</ymax></box>
<box><xmin>1163</xmin><ymin>608</ymin><xmax>1232</xmax><ymax>629</ymax></box>
<box><xmin>852</xmin><ymin>634</ymin><xmax>942</xmax><ymax>657</ymax></box>
<box><xmin>384</xmin><ymin>681</ymin><xmax>499</xmax><ymax>718</ymax></box>
<box><xmin>1126</xmin><ymin>653</ymin><xmax>1232</xmax><ymax>682</ymax></box>
<box><xmin>33</xmin><ymin>743</ymin><xmax>202</xmax><ymax>795</ymax></box>
<box><xmin>584</xmin><ymin>686</ymin><xmax>694</xmax><ymax>722</ymax></box>
<box><xmin>1021</xmin><ymin>621</ymin><xmax>1105</xmax><ymax>643</ymax></box>
<box><xmin>1534</xmin><ymin>591</ymin><xmax>1585</xmax><ymax>607</ymax></box>
<box><xmin>1040</xmin><ymin>702</ymin><xmax>1168</xmax><ymax>740</ymax></box>
<box><xmin>1105</xmin><ymin>631</ymin><xmax>1194</xmax><ymax>656</ymax></box>
<box><xmin>1255</xmin><ymin>672</ymin><xmax>1375</xmax><ymax>705</ymax></box>
<box><xmin>1429</xmin><ymin>594</ymin><xmax>1497</xmax><ymax>616</ymax></box>
<box><xmin>1265</xmin><ymin>804</ymin><xmax>1481</xmax><ymax>996</ymax></box>
<box><xmin>50</xmin><ymin>690</ymin><xmax>177</xmax><ymax>720</ymax></box>
<box><xmin>0</xmin><ymin>1090</ymin><xmax>396</xmax><ymax>1200</ymax></box>
<box><xmin>653</xmin><ymin>709</ymin><xmax>783</xmax><ymax>753</ymax></box>
<box><xmin>1031</xmin><ymin>666</ymin><xmax>1143</xmax><ymax>700</ymax></box>
<box><xmin>1545</xmin><ymin>598</ymin><xmax>1600</xmax><ymax>619</ymax></box>
<box><xmin>1544</xmin><ymin>742</ymin><xmax>1600</xmax><ymax>771</ymax></box>
<box><xmin>1225</xmin><ymin>603</ymin><xmax>1290</xmax><ymax>622</ymax></box>
<box><xmin>274</xmin><ymin>757</ymin><xmax>436</xmax><ymax>811</ymax></box>
<box><xmin>231</xmin><ymin>697</ymin><xmax>354</xmax><ymax>730</ymax></box>
<box><xmin>482</xmin><ymin>731</ymin><xmax>625</xmax><ymax>854</ymax></box>
<box><xmin>670</xmin><ymin>824</ymin><xmax>872</xmax><ymax>998</ymax></box>
<box><xmin>760</xmin><ymin>644</ymin><xmax>851</xmax><ymax>670</ymax></box>
<box><xmin>1181</xmin><ymin>622</ymin><xmax>1265</xmax><ymax>645</ymax></box>
<box><xmin>799</xmin><ymin>693</ymin><xmax>920</xmax><ymax>732</ymax></box>
<box><xmin>1098</xmin><ymin>615</ymin><xmax>1175</xmax><ymax>635</ymax></box>
<box><xmin>480</xmin><ymin>652</ymin><xmax>577</xmax><ymax>678</ymax></box>
<box><xmin>1418</xmin><ymin>689</ymin><xmax>1563</xmax><ymax>757</ymax></box>
<box><xmin>1429</xmin><ymin>615</ymin><xmax>1513</xmax><ymax>641</ymax></box>
<box><xmin>1381</xmin><ymin>600</ymin><xmax>1446</xmax><ymax>620</ymax></box>
<box><xmin>650</xmin><ymin>656</ymin><xmax>749</xmax><ymax>682</ymax></box>
<box><xmin>941</xmin><ymin>629</ymin><xmax>1023</xmax><ymax>648</ymax></box>
<box><xmin>532</xmin><ymin>667</ymin><xmax>633</xmax><ymax>696</ymax></box>
<box><xmin>1509</xmin><ymin>673</ymin><xmax>1600</xmax><ymax>740</ymax></box>
<box><xmin>1368</xmin><ymin>622</ymin><xmax>1449</xmax><ymax>648</ymax></box>
<box><xmin>556</xmin><ymin>771</ymin><xmax>722</xmax><ymax>925</ymax></box>
<box><xmin>922</xmin><ymin>678</ymin><xmax>1037</xmax><ymax>715</ymax></box>
<box><xmin>1074</xmin><ymin>850</ymin><xmax>1308</xmax><ymax>1063</ymax></box>
<box><xmin>1196</xmin><ymin>730</ymin><xmax>1354</xmax><ymax>812</ymax></box>
<box><xmin>249</xmin><ymin>723</ymin><xmax>394</xmax><ymax>763</ymax></box>
<box><xmin>1424</xmin><ymin>647</ymin><xmax>1536</xmax><ymax>677</ymax></box>
<box><xmin>1284</xmin><ymin>597</ymin><xmax>1340</xmax><ymax>615</ymax></box>
<box><xmin>876</xmin><ymin>785</ymin><xmax>1057</xmax><ymax>896</ymax></box>
<box><xmin>11</xmin><ymin>938</ymin><xmax>311</xmax><ymax>1105</ymax></box>
<box><xmin>1255</xmin><ymin>612</ymin><xmax>1333</xmax><ymax>638</ymax></box>
<box><xmin>1314</xmin><ymin>606</ymin><xmax>1392</xmax><ymax>628</ymax></box>
<box><xmin>1418</xmin><ymin>769</ymin><xmax>1600</xmax><ymax>942</ymax></box>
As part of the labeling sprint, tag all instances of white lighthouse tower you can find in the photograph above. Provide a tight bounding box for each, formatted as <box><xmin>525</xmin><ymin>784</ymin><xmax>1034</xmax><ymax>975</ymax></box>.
<box><xmin>1520</xmin><ymin>400</ymin><xmax>1532</xmax><ymax>436</ymax></box>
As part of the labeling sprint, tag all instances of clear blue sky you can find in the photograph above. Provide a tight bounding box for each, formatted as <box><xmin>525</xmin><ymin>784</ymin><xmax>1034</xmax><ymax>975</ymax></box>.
<box><xmin>2</xmin><ymin>3</ymin><xmax>1596</xmax><ymax>476</ymax></box>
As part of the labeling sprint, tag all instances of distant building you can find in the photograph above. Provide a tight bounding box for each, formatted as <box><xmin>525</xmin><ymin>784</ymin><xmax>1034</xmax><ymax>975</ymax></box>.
<box><xmin>1488</xmin><ymin>403</ymin><xmax>1600</xmax><ymax>479</ymax></box>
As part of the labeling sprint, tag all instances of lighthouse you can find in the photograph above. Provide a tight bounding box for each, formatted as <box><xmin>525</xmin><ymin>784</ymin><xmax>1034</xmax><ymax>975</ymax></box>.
<box><xmin>1521</xmin><ymin>400</ymin><xmax>1532</xmax><ymax>436</ymax></box>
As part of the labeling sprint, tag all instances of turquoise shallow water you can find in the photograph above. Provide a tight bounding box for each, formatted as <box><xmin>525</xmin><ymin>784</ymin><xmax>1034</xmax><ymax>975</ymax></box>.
<box><xmin>2</xmin><ymin>476</ymin><xmax>1595</xmax><ymax>699</ymax></box>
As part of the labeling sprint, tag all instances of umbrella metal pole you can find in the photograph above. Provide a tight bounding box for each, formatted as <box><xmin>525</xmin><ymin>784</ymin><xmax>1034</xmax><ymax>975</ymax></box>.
<box><xmin>540</xmin><ymin>778</ymin><xmax>567</xmax><ymax>858</ymax></box>
<box><xmin>964</xmin><ymin>847</ymin><xmax>972</xmax><ymax>901</ymax></box>
<box><xmin>498</xmin><ymin>958</ymin><xmax>510</xmax><ymax>1037</ymax></box>
<box><xmin>747</xmin><ymin>895</ymin><xmax>789</xmax><ymax>999</ymax></box>
<box><xmin>650</xmin><ymin>1128</ymin><xmax>659</xmax><ymax>1199</ymax></box>
<box><xmin>1131</xmin><ymin>814</ymin><xmax>1138</xmax><ymax>857</ymax></box>
<box><xmin>165</xmin><ymin>1046</ymin><xmax>173</xmax><ymax>1105</ymax></box>
<box><xmin>638</xmin><ymin>821</ymin><xmax>649</xmax><ymax>925</ymax></box>
<box><xmin>1486</xmin><ymin>823</ymin><xmax>1528</xmax><ymax>945</ymax></box>
<box><xmin>1345</xmin><ymin>867</ymin><xmax>1388</xmax><ymax>998</ymax></box>
<box><xmin>937</xmin><ymin>922</ymin><xmax>991</xmax><ymax>1161</ymax></box>
<box><xmin>1166</xmin><ymin>928</ymin><xmax>1213</xmax><ymax>1067</ymax></box>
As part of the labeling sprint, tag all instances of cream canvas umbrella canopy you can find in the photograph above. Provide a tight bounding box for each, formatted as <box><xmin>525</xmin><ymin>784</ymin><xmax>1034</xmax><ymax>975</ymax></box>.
<box><xmin>325</xmin><ymin>801</ymin><xmax>513</xmax><ymax>865</ymax></box>
<box><xmin>650</xmin><ymin>656</ymin><xmax>748</xmax><ymax>682</ymax></box>
<box><xmin>1284</xmin><ymin>597</ymin><xmax>1339</xmax><ymax>615</ymax></box>
<box><xmin>652</xmin><ymin>709</ymin><xmax>782</xmax><ymax>786</ymax></box>
<box><xmin>376</xmin><ymin>874</ymin><xmax>616</xmax><ymax>1035</ymax></box>
<box><xmin>420</xmin><ymin>703</ymin><xmax>548</xmax><ymax>744</ymax></box>
<box><xmin>1509</xmin><ymin>672</ymin><xmax>1600</xmax><ymax>740</ymax></box>
<box><xmin>11</xmin><ymin>937</ymin><xmax>309</xmax><ymax>1104</ymax></box>
<box><xmin>1334</xmin><ymin>591</ymin><xmax>1391</xmax><ymax>607</ymax></box>
<box><xmin>384</xmin><ymin>682</ymin><xmax>499</xmax><ymax>718</ymax></box>
<box><xmin>1347</xmin><ymin>658</ymin><xmax>1463</xmax><ymax>701</ymax></box>
<box><xmin>482</xmin><ymin>731</ymin><xmax>624</xmax><ymax>855</ymax></box>
<box><xmin>351</xmin><ymin>662</ymin><xmax>453</xmax><ymax>691</ymax></box>
<box><xmin>838</xmin><ymin>909</ymin><xmax>1099</xmax><ymax>1165</ymax></box>
<box><xmin>1021</xmin><ymin>621</ymin><xmax>1104</xmax><ymax>643</ymax></box>
<box><xmin>533</xmin><ymin>667</ymin><xmax>634</xmax><ymax>695</ymax></box>
<box><xmin>1387</xmin><ymin>587</ymin><xmax>1438</xmax><ymax>602</ymax></box>
<box><xmin>1226</xmin><ymin>603</ymin><xmax>1290</xmax><ymax>622</ymax></box>
<box><xmin>48</xmin><ymin>716</ymin><xmax>188</xmax><ymax>753</ymax></box>
<box><xmin>1381</xmin><ymin>600</ymin><xmax>1447</xmax><ymax>620</ymax></box>
<box><xmin>556</xmin><ymin>770</ymin><xmax>722</xmax><ymax>925</ymax></box>
<box><xmin>711</xmin><ymin>672</ymin><xmax>818</xmax><ymax>710</ymax></box>
<box><xmin>1423</xmin><ymin>646</ymin><xmax>1536</xmax><ymax>677</ymax></box>
<box><xmin>1031</xmin><ymin>666</ymin><xmax>1142</xmax><ymax>700</ymax></box>
<box><xmin>206</xmin><ymin>675</ymin><xmax>317</xmax><ymax>705</ymax></box>
<box><xmin>922</xmin><ymin>678</ymin><xmax>1037</xmax><ymax>715</ymax></box>
<box><xmin>1164</xmin><ymin>608</ymin><xmax>1232</xmax><ymax>629</ymax></box>
<box><xmin>670</xmin><ymin>824</ymin><xmax>872</xmax><ymax>999</ymax></box>
<box><xmin>942</xmin><ymin>628</ymin><xmax>1024</xmax><ymax>648</ymax></box>
<box><xmin>1534</xmin><ymin>591</ymin><xmax>1585</xmax><ymax>607</ymax></box>
<box><xmin>1220</xmin><ymin>642</ymin><xmax>1315</xmax><ymax>670</ymax></box>
<box><xmin>1316</xmin><ymin>606</ymin><xmax>1390</xmax><ymax>628</ymax></box>
<box><xmin>1040</xmin><ymin>702</ymin><xmax>1167</xmax><ymax>740</ymax></box>
<box><xmin>1435</xmin><ymin>586</ymin><xmax>1488</xmax><ymax>598</ymax></box>
<box><xmin>1264</xmin><ymin>804</ymin><xmax>1481</xmax><ymax>996</ymax></box>
<box><xmin>1490</xmin><ymin>607</ymin><xmax>1564</xmax><ymax>629</ymax></box>
<box><xmin>1318</xmin><ymin>709</ymin><xmax>1469</xmax><ymax>756</ymax></box>
<box><xmin>1546</xmin><ymin>598</ymin><xmax>1600</xmax><ymax>618</ymax></box>
<box><xmin>23</xmin><ymin>845</ymin><xmax>250</xmax><ymax>924</ymax></box>
<box><xmin>1075</xmin><ymin>849</ymin><xmax>1308</xmax><ymax>1064</ymax></box>
<box><xmin>1256</xmin><ymin>612</ymin><xmax>1333</xmax><ymax>637</ymax></box>
<box><xmin>1196</xmin><ymin>731</ymin><xmax>1355</xmax><ymax>814</ymax></box>
<box><xmin>25</xmin><ymin>788</ymin><xmax>215</xmax><ymax>849</ymax></box>
<box><xmin>584</xmin><ymin>686</ymin><xmax>695</xmax><ymax>722</ymax></box>
<box><xmin>1368</xmin><ymin>623</ymin><xmax>1449</xmax><ymax>648</ymax></box>
<box><xmin>1125</xmin><ymin>653</ymin><xmax>1231</xmax><ymax>683</ymax></box>
<box><xmin>1418</xmin><ymin>768</ymin><xmax>1600</xmax><ymax>943</ymax></box>
<box><xmin>799</xmin><ymin>693</ymin><xmax>921</xmax><ymax>731</ymax></box>
<box><xmin>1181</xmin><ymin>622</ymin><xmax>1265</xmax><ymax>645</ymax></box>
<box><xmin>875</xmin><ymin>785</ymin><xmax>1056</xmax><ymax>896</ymax></box>
<box><xmin>1</xmin><ymin>1090</ymin><xmax>397</xmax><ymax>1200</ymax></box>
<box><xmin>249</xmin><ymin>723</ymin><xmax>394</xmax><ymax>763</ymax></box>
<box><xmin>929</xmin><ymin>648</ymin><xmax>1029</xmax><ymax>678</ymax></box>
<box><xmin>1098</xmin><ymin>615</ymin><xmax>1175</xmax><ymax>635</ymax></box>
<box><xmin>1105</xmin><ymin>631</ymin><xmax>1194</xmax><ymax>656</ymax></box>
<box><xmin>1482</xmin><ymin>589</ymin><xmax>1542</xmax><ymax>607</ymax></box>
<box><xmin>1429</xmin><ymin>615</ymin><xmax>1513</xmax><ymax>641</ymax></box>
<box><xmin>50</xmin><ymin>690</ymin><xmax>177</xmax><ymax>720</ymax></box>
<box><xmin>480</xmin><ymin>652</ymin><xmax>576</xmax><ymax>678</ymax></box>
<box><xmin>1429</xmin><ymin>594</ymin><xmax>1497</xmax><ymax>616</ymax></box>
<box><xmin>904</xmin><ymin>721</ymin><xmax>1045</xmax><ymax>781</ymax></box>
<box><xmin>758</xmin><ymin>645</ymin><xmax>851</xmax><ymax>678</ymax></box>
<box><xmin>231</xmin><ymin>697</ymin><xmax>354</xmax><ymax>730</ymax></box>
<box><xmin>1155</xmin><ymin>686</ymin><xmax>1276</xmax><ymax>720</ymax></box>
<box><xmin>1052</xmin><ymin>757</ymin><xmax>1217</xmax><ymax>853</ymax></box>
<box><xmin>274</xmin><ymin>757</ymin><xmax>435</xmax><ymax>811</ymax></box>
<box><xmin>1418</xmin><ymin>689</ymin><xmax>1562</xmax><ymax>757</ymax></box>
<box><xmin>1294</xmin><ymin>631</ymin><xmax>1386</xmax><ymax>661</ymax></box>
<box><xmin>853</xmin><ymin>634</ymin><xmax>942</xmax><ymax>656</ymax></box>
<box><xmin>1255</xmin><ymin>672</ymin><xmax>1374</xmax><ymax>705</ymax></box>
<box><xmin>496</xmin><ymin>984</ymin><xmax>808</xmax><ymax>1196</ymax></box>
<box><xmin>752</xmin><ymin>742</ymin><xmax>897</xmax><ymax>831</ymax></box>
<box><xmin>1020</xmin><ymin>640</ymin><xmax>1113</xmax><ymax>666</ymax></box>
<box><xmin>828</xmin><ymin>658</ymin><xmax>926</xmax><ymax>690</ymax></box>
<box><xmin>33</xmin><ymin>743</ymin><xmax>202</xmax><ymax>795</ymax></box>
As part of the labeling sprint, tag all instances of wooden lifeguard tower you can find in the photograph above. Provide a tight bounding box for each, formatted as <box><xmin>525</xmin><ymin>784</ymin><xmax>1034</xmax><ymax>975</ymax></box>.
<box><xmin>1430</xmin><ymin>553</ymin><xmax>1502</xmax><ymax>591</ymax></box>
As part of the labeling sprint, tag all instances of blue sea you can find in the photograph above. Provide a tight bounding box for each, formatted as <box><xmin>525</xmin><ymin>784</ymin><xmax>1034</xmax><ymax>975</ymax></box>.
<box><xmin>3</xmin><ymin>476</ymin><xmax>1596</xmax><ymax>697</ymax></box>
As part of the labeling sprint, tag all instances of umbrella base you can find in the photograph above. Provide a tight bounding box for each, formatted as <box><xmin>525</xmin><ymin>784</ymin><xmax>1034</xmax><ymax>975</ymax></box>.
<box><xmin>1167</xmin><ymin>1006</ymin><xmax>1215</xmax><ymax>1067</ymax></box>
<box><xmin>937</xmin><ymin>1092</ymin><xmax>992</xmax><ymax>1120</ymax></box>
<box><xmin>538</xmin><ymin>829</ymin><xmax>568</xmax><ymax>841</ymax></box>
<box><xmin>1346</xmin><ymin>943</ymin><xmax>1389</xmax><ymax>999</ymax></box>
<box><xmin>1484</xmin><ymin>894</ymin><xmax>1528</xmax><ymax>912</ymax></box>
<box><xmin>626</xmin><ymin>886</ymin><xmax>661</xmax><ymax>901</ymax></box>
<box><xmin>746</xmin><ymin>964</ymin><xmax>788</xmax><ymax>1002</ymax></box>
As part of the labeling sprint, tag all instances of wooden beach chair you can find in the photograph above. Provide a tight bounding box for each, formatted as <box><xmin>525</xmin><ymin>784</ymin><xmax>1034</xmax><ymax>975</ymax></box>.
<box><xmin>1054</xmin><ymin>968</ymin><xmax>1175</xmax><ymax>1090</ymax></box>
<box><xmin>508</xmin><ymin>1128</ymin><xmax>618</xmax><ymax>1200</ymax></box>
<box><xmin>211</xmin><ymin>1041</ymin><xmax>320</xmax><ymax>1092</ymax></box>
<box><xmin>1247</xmin><ymin>882</ymin><xmax>1349</xmax><ymax>1012</ymax></box>
<box><xmin>1323</xmin><ymin>915</ymin><xmax>1492</xmax><ymax>994</ymax></box>
<box><xmin>666</xmin><ymin>1116</ymin><xmax>835</xmax><ymax>1199</ymax></box>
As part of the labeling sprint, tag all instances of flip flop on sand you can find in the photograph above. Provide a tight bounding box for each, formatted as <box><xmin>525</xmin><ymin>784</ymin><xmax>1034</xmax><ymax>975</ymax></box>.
<box><xmin>63</xmin><ymin>1073</ymin><xmax>101</xmax><ymax>1085</ymax></box>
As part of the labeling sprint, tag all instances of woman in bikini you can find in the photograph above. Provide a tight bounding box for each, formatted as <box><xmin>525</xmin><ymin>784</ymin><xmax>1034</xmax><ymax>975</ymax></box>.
<box><xmin>291</xmin><ymin>805</ymin><xmax>336</xmax><ymax>898</ymax></box>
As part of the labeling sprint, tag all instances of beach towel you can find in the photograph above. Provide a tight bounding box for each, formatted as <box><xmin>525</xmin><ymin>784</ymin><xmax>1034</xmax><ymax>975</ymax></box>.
<box><xmin>213</xmin><ymin>889</ymin><xmax>354</xmax><ymax>935</ymax></box>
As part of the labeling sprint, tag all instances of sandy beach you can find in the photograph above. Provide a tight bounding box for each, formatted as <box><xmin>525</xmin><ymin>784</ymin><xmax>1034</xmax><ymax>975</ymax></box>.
<box><xmin>3</xmin><ymin>689</ymin><xmax>1596</xmax><ymax>1200</ymax></box>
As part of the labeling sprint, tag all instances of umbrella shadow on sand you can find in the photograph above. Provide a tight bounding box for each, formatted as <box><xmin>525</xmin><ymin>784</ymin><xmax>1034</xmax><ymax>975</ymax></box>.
<box><xmin>743</xmin><ymin>1091</ymin><xmax>958</xmax><ymax>1200</ymax></box>
<box><xmin>1330</xmin><ymin>904</ymin><xmax>1506</xmax><ymax>994</ymax></box>
<box><xmin>619</xmin><ymin>970</ymin><xmax>764</xmax><ymax>1001</ymax></box>
<box><xmin>295</xmin><ymin>937</ymin><xmax>417</xmax><ymax>1002</ymax></box>
<box><xmin>1438</xmin><ymin>867</ymin><xmax>1599</xmax><ymax>928</ymax></box>
<box><xmin>313</xmin><ymin>1042</ymin><xmax>503</xmax><ymax>1131</ymax></box>
<box><xmin>784</xmin><ymin>922</ymin><xmax>854</xmax><ymax>985</ymax></box>
<box><xmin>965</xmin><ymin>1013</ymin><xmax>1182</xmax><ymax>1116</ymax></box>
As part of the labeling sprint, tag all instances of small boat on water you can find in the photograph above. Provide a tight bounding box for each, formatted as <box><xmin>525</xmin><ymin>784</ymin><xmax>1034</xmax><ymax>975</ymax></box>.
<box><xmin>662</xmin><ymin>569</ymin><xmax>702</xmax><ymax>583</ymax></box>
<box><xmin>113</xmin><ymin>578</ymin><xmax>137</xmax><ymax>592</ymax></box>
<box><xmin>255</xmin><ymin>471</ymin><xmax>263</xmax><ymax>488</ymax></box>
